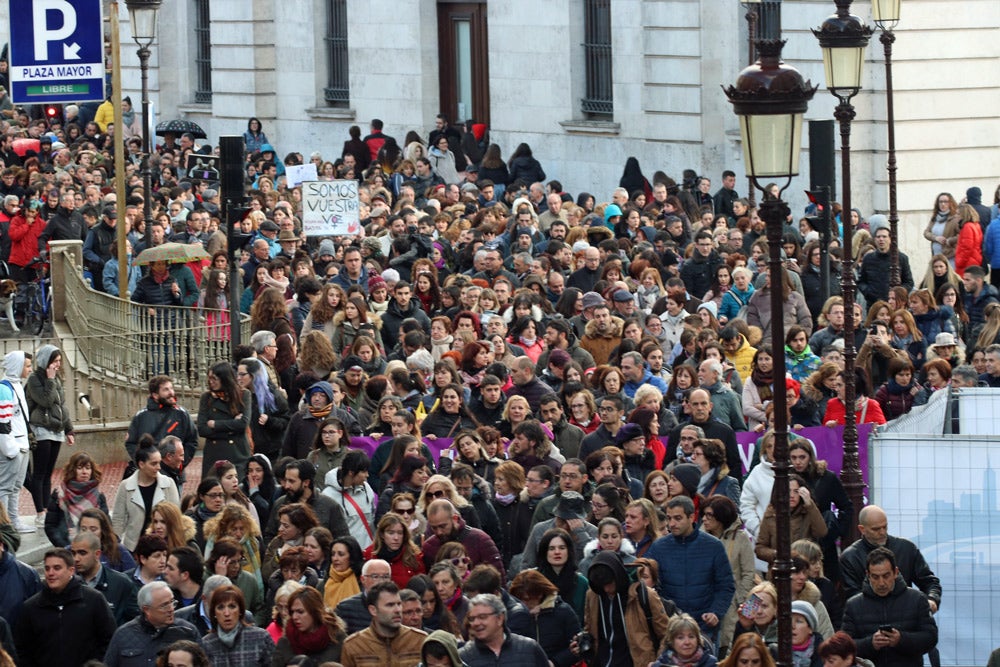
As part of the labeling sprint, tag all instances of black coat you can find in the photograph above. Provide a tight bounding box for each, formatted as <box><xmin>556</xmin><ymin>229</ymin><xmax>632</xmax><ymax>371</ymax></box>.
<box><xmin>14</xmin><ymin>577</ymin><xmax>117</xmax><ymax>667</ymax></box>
<box><xmin>842</xmin><ymin>576</ymin><xmax>937</xmax><ymax>667</ymax></box>
<box><xmin>840</xmin><ymin>535</ymin><xmax>941</xmax><ymax>606</ymax></box>
<box><xmin>492</xmin><ymin>496</ymin><xmax>534</xmax><ymax>571</ymax></box>
<box><xmin>93</xmin><ymin>566</ymin><xmax>141</xmax><ymax>626</ymax></box>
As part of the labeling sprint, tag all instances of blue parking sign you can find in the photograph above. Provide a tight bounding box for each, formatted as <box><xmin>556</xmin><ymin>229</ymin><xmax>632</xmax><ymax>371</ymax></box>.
<box><xmin>8</xmin><ymin>0</ymin><xmax>105</xmax><ymax>104</ymax></box>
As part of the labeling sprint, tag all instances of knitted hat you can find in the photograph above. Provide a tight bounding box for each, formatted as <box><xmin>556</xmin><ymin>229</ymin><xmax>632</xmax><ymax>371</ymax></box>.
<box><xmin>548</xmin><ymin>349</ymin><xmax>571</xmax><ymax>368</ymax></box>
<box><xmin>367</xmin><ymin>274</ymin><xmax>386</xmax><ymax>291</ymax></box>
<box><xmin>381</xmin><ymin>268</ymin><xmax>400</xmax><ymax>283</ymax></box>
<box><xmin>791</xmin><ymin>600</ymin><xmax>818</xmax><ymax>631</ymax></box>
<box><xmin>671</xmin><ymin>463</ymin><xmax>701</xmax><ymax>497</ymax></box>
<box><xmin>698</xmin><ymin>301</ymin><xmax>718</xmax><ymax>319</ymax></box>
<box><xmin>317</xmin><ymin>239</ymin><xmax>336</xmax><ymax>258</ymax></box>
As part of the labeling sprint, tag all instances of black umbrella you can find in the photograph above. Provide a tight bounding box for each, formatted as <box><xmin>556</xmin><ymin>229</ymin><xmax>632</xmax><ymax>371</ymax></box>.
<box><xmin>155</xmin><ymin>119</ymin><xmax>207</xmax><ymax>139</ymax></box>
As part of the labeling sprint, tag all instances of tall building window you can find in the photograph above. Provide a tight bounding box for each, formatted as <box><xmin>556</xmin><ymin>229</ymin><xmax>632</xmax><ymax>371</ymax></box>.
<box><xmin>194</xmin><ymin>0</ymin><xmax>212</xmax><ymax>102</ymax></box>
<box><xmin>581</xmin><ymin>0</ymin><xmax>612</xmax><ymax>117</ymax></box>
<box><xmin>325</xmin><ymin>0</ymin><xmax>349</xmax><ymax>106</ymax></box>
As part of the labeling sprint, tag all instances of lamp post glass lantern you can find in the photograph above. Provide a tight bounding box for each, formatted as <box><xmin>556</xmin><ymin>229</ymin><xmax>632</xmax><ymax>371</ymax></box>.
<box><xmin>126</xmin><ymin>0</ymin><xmax>162</xmax><ymax>249</ymax></box>
<box><xmin>724</xmin><ymin>37</ymin><xmax>815</xmax><ymax>667</ymax></box>
<box><xmin>872</xmin><ymin>0</ymin><xmax>901</xmax><ymax>28</ymax></box>
<box><xmin>813</xmin><ymin>0</ymin><xmax>872</xmax><ymax>546</ymax></box>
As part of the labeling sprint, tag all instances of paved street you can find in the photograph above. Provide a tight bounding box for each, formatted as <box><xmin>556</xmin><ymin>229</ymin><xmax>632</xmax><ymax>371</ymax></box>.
<box><xmin>15</xmin><ymin>454</ymin><xmax>205</xmax><ymax>567</ymax></box>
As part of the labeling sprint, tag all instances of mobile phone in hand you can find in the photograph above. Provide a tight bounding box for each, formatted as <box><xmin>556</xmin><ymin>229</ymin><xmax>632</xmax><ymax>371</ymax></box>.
<box><xmin>740</xmin><ymin>593</ymin><xmax>762</xmax><ymax>618</ymax></box>
<box><xmin>878</xmin><ymin>625</ymin><xmax>894</xmax><ymax>634</ymax></box>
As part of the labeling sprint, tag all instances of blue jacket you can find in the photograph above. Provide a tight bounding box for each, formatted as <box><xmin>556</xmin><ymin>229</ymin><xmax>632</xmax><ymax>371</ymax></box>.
<box><xmin>624</xmin><ymin>368</ymin><xmax>669</xmax><ymax>398</ymax></box>
<box><xmin>719</xmin><ymin>285</ymin><xmax>754</xmax><ymax>322</ymax></box>
<box><xmin>646</xmin><ymin>528</ymin><xmax>735</xmax><ymax>630</ymax></box>
<box><xmin>985</xmin><ymin>217</ymin><xmax>1000</xmax><ymax>267</ymax></box>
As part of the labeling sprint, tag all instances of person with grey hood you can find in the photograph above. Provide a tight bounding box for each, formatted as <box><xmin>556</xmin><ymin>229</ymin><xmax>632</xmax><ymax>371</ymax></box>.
<box><xmin>25</xmin><ymin>345</ymin><xmax>73</xmax><ymax>527</ymax></box>
<box><xmin>578</xmin><ymin>550</ymin><xmax>673</xmax><ymax>667</ymax></box>
<box><xmin>418</xmin><ymin>628</ymin><xmax>468</xmax><ymax>666</ymax></box>
<box><xmin>0</xmin><ymin>351</ymin><xmax>32</xmax><ymax>533</ymax></box>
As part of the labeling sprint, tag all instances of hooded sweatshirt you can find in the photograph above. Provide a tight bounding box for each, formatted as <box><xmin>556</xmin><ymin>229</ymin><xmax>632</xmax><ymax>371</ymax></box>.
<box><xmin>321</xmin><ymin>466</ymin><xmax>376</xmax><ymax>549</ymax></box>
<box><xmin>0</xmin><ymin>352</ymin><xmax>29</xmax><ymax>456</ymax></box>
<box><xmin>418</xmin><ymin>629</ymin><xmax>467</xmax><ymax>667</ymax></box>
<box><xmin>588</xmin><ymin>551</ymin><xmax>633</xmax><ymax>667</ymax></box>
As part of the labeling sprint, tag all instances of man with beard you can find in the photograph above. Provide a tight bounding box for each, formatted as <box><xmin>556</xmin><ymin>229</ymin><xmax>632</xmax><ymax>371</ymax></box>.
<box><xmin>262</xmin><ymin>459</ymin><xmax>349</xmax><ymax>545</ymax></box>
<box><xmin>536</xmin><ymin>318</ymin><xmax>594</xmax><ymax>370</ymax></box>
<box><xmin>125</xmin><ymin>376</ymin><xmax>198</xmax><ymax>470</ymax></box>
<box><xmin>340</xmin><ymin>582</ymin><xmax>426</xmax><ymax>666</ymax></box>
<box><xmin>580</xmin><ymin>304</ymin><xmax>623</xmax><ymax>366</ymax></box>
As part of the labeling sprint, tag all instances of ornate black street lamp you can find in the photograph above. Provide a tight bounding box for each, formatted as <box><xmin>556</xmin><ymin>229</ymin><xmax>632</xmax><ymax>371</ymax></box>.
<box><xmin>125</xmin><ymin>0</ymin><xmax>162</xmax><ymax>249</ymax></box>
<box><xmin>873</xmin><ymin>0</ymin><xmax>902</xmax><ymax>286</ymax></box>
<box><xmin>814</xmin><ymin>0</ymin><xmax>872</xmax><ymax>545</ymax></box>
<box><xmin>724</xmin><ymin>37</ymin><xmax>815</xmax><ymax>667</ymax></box>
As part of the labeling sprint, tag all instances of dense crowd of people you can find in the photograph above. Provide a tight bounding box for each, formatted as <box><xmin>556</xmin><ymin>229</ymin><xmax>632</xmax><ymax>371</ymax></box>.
<box><xmin>0</xmin><ymin>104</ymin><xmax>987</xmax><ymax>666</ymax></box>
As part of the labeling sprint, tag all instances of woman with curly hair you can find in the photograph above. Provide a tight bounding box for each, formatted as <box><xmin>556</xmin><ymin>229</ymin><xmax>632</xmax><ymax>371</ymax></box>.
<box><xmin>261</xmin><ymin>502</ymin><xmax>320</xmax><ymax>583</ymax></box>
<box><xmin>295</xmin><ymin>331</ymin><xmax>337</xmax><ymax>379</ymax></box>
<box><xmin>203</xmin><ymin>503</ymin><xmax>264</xmax><ymax>590</ymax></box>
<box><xmin>197</xmin><ymin>362</ymin><xmax>253</xmax><ymax>478</ymax></box>
<box><xmin>250</xmin><ymin>286</ymin><xmax>294</xmax><ymax>342</ymax></box>
<box><xmin>43</xmin><ymin>451</ymin><xmax>109</xmax><ymax>547</ymax></box>
<box><xmin>301</xmin><ymin>283</ymin><xmax>341</xmax><ymax>342</ymax></box>
<box><xmin>414</xmin><ymin>270</ymin><xmax>442</xmax><ymax>314</ymax></box>
<box><xmin>363</xmin><ymin>512</ymin><xmax>425</xmax><ymax>588</ymax></box>
<box><xmin>236</xmin><ymin>357</ymin><xmax>289</xmax><ymax>464</ymax></box>
<box><xmin>272</xmin><ymin>586</ymin><xmax>346</xmax><ymax>665</ymax></box>
<box><xmin>331</xmin><ymin>296</ymin><xmax>385</xmax><ymax>362</ymax></box>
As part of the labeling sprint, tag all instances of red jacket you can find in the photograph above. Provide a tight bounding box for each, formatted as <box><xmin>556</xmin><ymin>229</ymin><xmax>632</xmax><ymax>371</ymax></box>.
<box><xmin>8</xmin><ymin>213</ymin><xmax>45</xmax><ymax>268</ymax></box>
<box><xmin>363</xmin><ymin>543</ymin><xmax>425</xmax><ymax>589</ymax></box>
<box><xmin>822</xmin><ymin>396</ymin><xmax>887</xmax><ymax>426</ymax></box>
<box><xmin>955</xmin><ymin>221</ymin><xmax>983</xmax><ymax>275</ymax></box>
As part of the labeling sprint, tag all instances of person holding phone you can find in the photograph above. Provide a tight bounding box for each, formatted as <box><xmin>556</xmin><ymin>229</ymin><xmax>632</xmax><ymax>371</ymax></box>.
<box><xmin>841</xmin><ymin>547</ymin><xmax>938</xmax><ymax>667</ymax></box>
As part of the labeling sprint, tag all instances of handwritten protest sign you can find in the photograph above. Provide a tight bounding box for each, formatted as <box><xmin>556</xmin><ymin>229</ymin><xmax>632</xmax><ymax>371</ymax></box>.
<box><xmin>302</xmin><ymin>180</ymin><xmax>360</xmax><ymax>236</ymax></box>
<box><xmin>286</xmin><ymin>163</ymin><xmax>318</xmax><ymax>188</ymax></box>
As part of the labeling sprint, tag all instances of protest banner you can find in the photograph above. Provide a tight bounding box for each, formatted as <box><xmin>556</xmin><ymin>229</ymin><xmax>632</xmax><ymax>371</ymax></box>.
<box><xmin>302</xmin><ymin>179</ymin><xmax>360</xmax><ymax>236</ymax></box>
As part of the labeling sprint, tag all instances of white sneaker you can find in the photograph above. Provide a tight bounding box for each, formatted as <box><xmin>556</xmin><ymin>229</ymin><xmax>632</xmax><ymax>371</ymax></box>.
<box><xmin>34</xmin><ymin>513</ymin><xmax>45</xmax><ymax>528</ymax></box>
<box><xmin>16</xmin><ymin>520</ymin><xmax>36</xmax><ymax>533</ymax></box>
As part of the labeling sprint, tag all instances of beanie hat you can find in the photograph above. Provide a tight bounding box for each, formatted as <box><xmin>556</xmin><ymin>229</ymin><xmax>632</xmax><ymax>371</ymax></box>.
<box><xmin>671</xmin><ymin>463</ymin><xmax>701</xmax><ymax>498</ymax></box>
<box><xmin>791</xmin><ymin>600</ymin><xmax>818</xmax><ymax>631</ymax></box>
<box><xmin>367</xmin><ymin>274</ymin><xmax>386</xmax><ymax>291</ymax></box>
<box><xmin>548</xmin><ymin>349</ymin><xmax>571</xmax><ymax>368</ymax></box>
<box><xmin>317</xmin><ymin>239</ymin><xmax>336</xmax><ymax>257</ymax></box>
<box><xmin>697</xmin><ymin>301</ymin><xmax>718</xmax><ymax>319</ymax></box>
<box><xmin>381</xmin><ymin>268</ymin><xmax>400</xmax><ymax>283</ymax></box>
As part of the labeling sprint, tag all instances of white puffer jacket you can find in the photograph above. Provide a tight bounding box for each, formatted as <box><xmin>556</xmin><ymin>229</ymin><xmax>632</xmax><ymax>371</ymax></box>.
<box><xmin>740</xmin><ymin>458</ymin><xmax>774</xmax><ymax>538</ymax></box>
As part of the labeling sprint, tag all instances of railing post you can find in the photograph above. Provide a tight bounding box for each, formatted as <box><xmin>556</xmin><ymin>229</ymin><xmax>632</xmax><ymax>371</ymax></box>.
<box><xmin>49</xmin><ymin>240</ymin><xmax>84</xmax><ymax>324</ymax></box>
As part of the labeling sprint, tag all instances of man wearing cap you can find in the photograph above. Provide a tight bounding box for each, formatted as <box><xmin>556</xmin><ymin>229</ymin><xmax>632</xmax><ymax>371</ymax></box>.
<box><xmin>610</xmin><ymin>288</ymin><xmax>637</xmax><ymax>318</ymax></box>
<box><xmin>580</xmin><ymin>304</ymin><xmax>623</xmax><ymax>366</ymax></box>
<box><xmin>254</xmin><ymin>219</ymin><xmax>280</xmax><ymax>255</ymax></box>
<box><xmin>520</xmin><ymin>489</ymin><xmax>597</xmax><ymax>570</ymax></box>
<box><xmin>83</xmin><ymin>207</ymin><xmax>119</xmax><ymax>288</ymax></box>
<box><xmin>568</xmin><ymin>290</ymin><xmax>603</xmax><ymax>339</ymax></box>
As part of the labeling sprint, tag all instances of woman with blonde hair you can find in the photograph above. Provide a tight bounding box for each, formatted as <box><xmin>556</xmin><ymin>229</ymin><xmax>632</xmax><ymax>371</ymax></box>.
<box><xmin>624</xmin><ymin>498</ymin><xmax>663</xmax><ymax>557</ymax></box>
<box><xmin>203</xmin><ymin>503</ymin><xmax>264</xmax><ymax>587</ymax></box>
<box><xmin>889</xmin><ymin>309</ymin><xmax>927</xmax><ymax>371</ymax></box>
<box><xmin>146</xmin><ymin>501</ymin><xmax>198</xmax><ymax>551</ymax></box>
<box><xmin>498</xmin><ymin>394</ymin><xmax>531</xmax><ymax>440</ymax></box>
<box><xmin>920</xmin><ymin>253</ymin><xmax>964</xmax><ymax>294</ymax></box>
<box><xmin>417</xmin><ymin>475</ymin><xmax>477</xmax><ymax>528</ymax></box>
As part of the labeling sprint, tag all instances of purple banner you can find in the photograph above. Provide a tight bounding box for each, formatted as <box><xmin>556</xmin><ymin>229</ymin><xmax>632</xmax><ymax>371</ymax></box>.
<box><xmin>351</xmin><ymin>436</ymin><xmax>456</xmax><ymax>465</ymax></box>
<box><xmin>733</xmin><ymin>424</ymin><xmax>872</xmax><ymax>482</ymax></box>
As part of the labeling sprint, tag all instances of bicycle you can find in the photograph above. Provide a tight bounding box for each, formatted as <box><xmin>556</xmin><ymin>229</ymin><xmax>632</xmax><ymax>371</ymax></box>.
<box><xmin>22</xmin><ymin>254</ymin><xmax>51</xmax><ymax>336</ymax></box>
